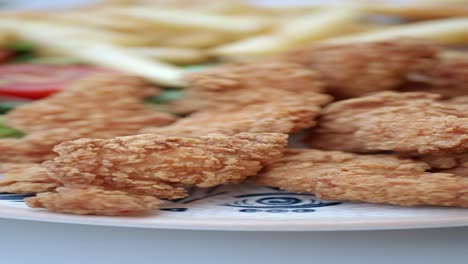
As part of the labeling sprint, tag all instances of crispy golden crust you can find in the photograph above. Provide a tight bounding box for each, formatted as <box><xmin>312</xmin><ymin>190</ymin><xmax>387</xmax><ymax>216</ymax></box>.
<box><xmin>404</xmin><ymin>55</ymin><xmax>468</xmax><ymax>98</ymax></box>
<box><xmin>0</xmin><ymin>163</ymin><xmax>61</xmax><ymax>193</ymax></box>
<box><xmin>253</xmin><ymin>149</ymin><xmax>468</xmax><ymax>208</ymax></box>
<box><xmin>0</xmin><ymin>74</ymin><xmax>176</xmax><ymax>163</ymax></box>
<box><xmin>5</xmin><ymin>74</ymin><xmax>175</xmax><ymax>133</ymax></box>
<box><xmin>284</xmin><ymin>39</ymin><xmax>439</xmax><ymax>98</ymax></box>
<box><xmin>144</xmin><ymin>93</ymin><xmax>331</xmax><ymax>137</ymax></box>
<box><xmin>307</xmin><ymin>92</ymin><xmax>468</xmax><ymax>155</ymax></box>
<box><xmin>25</xmin><ymin>187</ymin><xmax>160</xmax><ymax>216</ymax></box>
<box><xmin>417</xmin><ymin>153</ymin><xmax>468</xmax><ymax>177</ymax></box>
<box><xmin>43</xmin><ymin>132</ymin><xmax>287</xmax><ymax>199</ymax></box>
<box><xmin>170</xmin><ymin>61</ymin><xmax>325</xmax><ymax>114</ymax></box>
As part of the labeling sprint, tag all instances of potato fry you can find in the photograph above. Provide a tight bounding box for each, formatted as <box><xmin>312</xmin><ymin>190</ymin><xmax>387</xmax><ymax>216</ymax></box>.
<box><xmin>212</xmin><ymin>8</ymin><xmax>362</xmax><ymax>58</ymax></box>
<box><xmin>0</xmin><ymin>21</ymin><xmax>185</xmax><ymax>87</ymax></box>
<box><xmin>0</xmin><ymin>19</ymin><xmax>152</xmax><ymax>46</ymax></box>
<box><xmin>357</xmin><ymin>2</ymin><xmax>468</xmax><ymax>19</ymax></box>
<box><xmin>71</xmin><ymin>44</ymin><xmax>186</xmax><ymax>87</ymax></box>
<box><xmin>322</xmin><ymin>17</ymin><xmax>468</xmax><ymax>45</ymax></box>
<box><xmin>128</xmin><ymin>47</ymin><xmax>209</xmax><ymax>64</ymax></box>
<box><xmin>106</xmin><ymin>6</ymin><xmax>269</xmax><ymax>33</ymax></box>
<box><xmin>48</xmin><ymin>11</ymin><xmax>152</xmax><ymax>32</ymax></box>
<box><xmin>0</xmin><ymin>31</ymin><xmax>13</xmax><ymax>46</ymax></box>
<box><xmin>159</xmin><ymin>30</ymin><xmax>235</xmax><ymax>48</ymax></box>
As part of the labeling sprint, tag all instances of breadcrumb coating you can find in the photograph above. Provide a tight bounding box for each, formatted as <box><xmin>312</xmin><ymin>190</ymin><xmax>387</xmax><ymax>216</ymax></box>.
<box><xmin>0</xmin><ymin>74</ymin><xmax>176</xmax><ymax>163</ymax></box>
<box><xmin>5</xmin><ymin>74</ymin><xmax>175</xmax><ymax>133</ymax></box>
<box><xmin>0</xmin><ymin>163</ymin><xmax>60</xmax><ymax>193</ymax></box>
<box><xmin>253</xmin><ymin>149</ymin><xmax>468</xmax><ymax>207</ymax></box>
<box><xmin>170</xmin><ymin>61</ymin><xmax>325</xmax><ymax>114</ymax></box>
<box><xmin>26</xmin><ymin>187</ymin><xmax>160</xmax><ymax>216</ymax></box>
<box><xmin>284</xmin><ymin>39</ymin><xmax>439</xmax><ymax>98</ymax></box>
<box><xmin>404</xmin><ymin>54</ymin><xmax>468</xmax><ymax>98</ymax></box>
<box><xmin>418</xmin><ymin>153</ymin><xmax>468</xmax><ymax>177</ymax></box>
<box><xmin>143</xmin><ymin>93</ymin><xmax>331</xmax><ymax>137</ymax></box>
<box><xmin>307</xmin><ymin>92</ymin><xmax>468</xmax><ymax>155</ymax></box>
<box><xmin>43</xmin><ymin>132</ymin><xmax>287</xmax><ymax>199</ymax></box>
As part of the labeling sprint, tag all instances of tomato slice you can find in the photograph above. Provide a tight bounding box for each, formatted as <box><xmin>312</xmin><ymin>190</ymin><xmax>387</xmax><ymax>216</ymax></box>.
<box><xmin>0</xmin><ymin>49</ymin><xmax>14</xmax><ymax>63</ymax></box>
<box><xmin>0</xmin><ymin>64</ymin><xmax>113</xmax><ymax>99</ymax></box>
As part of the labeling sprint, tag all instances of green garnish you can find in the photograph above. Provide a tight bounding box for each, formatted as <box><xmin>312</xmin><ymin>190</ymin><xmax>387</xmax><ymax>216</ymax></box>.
<box><xmin>0</xmin><ymin>101</ymin><xmax>25</xmax><ymax>114</ymax></box>
<box><xmin>6</xmin><ymin>42</ymin><xmax>36</xmax><ymax>62</ymax></box>
<box><xmin>28</xmin><ymin>57</ymin><xmax>85</xmax><ymax>65</ymax></box>
<box><xmin>0</xmin><ymin>116</ymin><xmax>24</xmax><ymax>138</ymax></box>
<box><xmin>183</xmin><ymin>64</ymin><xmax>217</xmax><ymax>72</ymax></box>
<box><xmin>146</xmin><ymin>89</ymin><xmax>185</xmax><ymax>104</ymax></box>
<box><xmin>7</xmin><ymin>42</ymin><xmax>35</xmax><ymax>53</ymax></box>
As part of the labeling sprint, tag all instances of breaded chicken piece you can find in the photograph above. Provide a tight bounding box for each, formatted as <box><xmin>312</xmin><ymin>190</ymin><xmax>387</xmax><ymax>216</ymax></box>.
<box><xmin>144</xmin><ymin>93</ymin><xmax>331</xmax><ymax>137</ymax></box>
<box><xmin>170</xmin><ymin>61</ymin><xmax>325</xmax><ymax>114</ymax></box>
<box><xmin>284</xmin><ymin>39</ymin><xmax>439</xmax><ymax>98</ymax></box>
<box><xmin>307</xmin><ymin>92</ymin><xmax>468</xmax><ymax>155</ymax></box>
<box><xmin>0</xmin><ymin>75</ymin><xmax>176</xmax><ymax>163</ymax></box>
<box><xmin>0</xmin><ymin>163</ymin><xmax>60</xmax><ymax>193</ymax></box>
<box><xmin>43</xmin><ymin>132</ymin><xmax>287</xmax><ymax>199</ymax></box>
<box><xmin>253</xmin><ymin>149</ymin><xmax>468</xmax><ymax>208</ymax></box>
<box><xmin>403</xmin><ymin>53</ymin><xmax>468</xmax><ymax>98</ymax></box>
<box><xmin>5</xmin><ymin>74</ymin><xmax>175</xmax><ymax>133</ymax></box>
<box><xmin>26</xmin><ymin>187</ymin><xmax>160</xmax><ymax>216</ymax></box>
<box><xmin>417</xmin><ymin>153</ymin><xmax>468</xmax><ymax>177</ymax></box>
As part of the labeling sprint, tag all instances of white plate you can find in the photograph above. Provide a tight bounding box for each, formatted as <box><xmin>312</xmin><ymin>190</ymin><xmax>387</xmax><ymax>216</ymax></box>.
<box><xmin>1</xmin><ymin>183</ymin><xmax>467</xmax><ymax>231</ymax></box>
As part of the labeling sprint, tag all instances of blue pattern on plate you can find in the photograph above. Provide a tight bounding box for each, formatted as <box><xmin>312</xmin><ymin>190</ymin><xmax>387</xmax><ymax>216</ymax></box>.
<box><xmin>223</xmin><ymin>192</ymin><xmax>341</xmax><ymax>213</ymax></box>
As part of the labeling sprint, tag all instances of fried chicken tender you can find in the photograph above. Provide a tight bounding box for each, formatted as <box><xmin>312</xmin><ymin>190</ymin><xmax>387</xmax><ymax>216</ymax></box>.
<box><xmin>170</xmin><ymin>61</ymin><xmax>325</xmax><ymax>114</ymax></box>
<box><xmin>43</xmin><ymin>132</ymin><xmax>287</xmax><ymax>199</ymax></box>
<box><xmin>404</xmin><ymin>53</ymin><xmax>468</xmax><ymax>98</ymax></box>
<box><xmin>144</xmin><ymin>93</ymin><xmax>331</xmax><ymax>137</ymax></box>
<box><xmin>284</xmin><ymin>39</ymin><xmax>439</xmax><ymax>98</ymax></box>
<box><xmin>0</xmin><ymin>163</ymin><xmax>60</xmax><ymax>193</ymax></box>
<box><xmin>307</xmin><ymin>92</ymin><xmax>468</xmax><ymax>155</ymax></box>
<box><xmin>26</xmin><ymin>187</ymin><xmax>160</xmax><ymax>216</ymax></box>
<box><xmin>0</xmin><ymin>75</ymin><xmax>176</xmax><ymax>163</ymax></box>
<box><xmin>417</xmin><ymin>153</ymin><xmax>468</xmax><ymax>177</ymax></box>
<box><xmin>253</xmin><ymin>149</ymin><xmax>468</xmax><ymax>208</ymax></box>
<box><xmin>5</xmin><ymin>74</ymin><xmax>175</xmax><ymax>133</ymax></box>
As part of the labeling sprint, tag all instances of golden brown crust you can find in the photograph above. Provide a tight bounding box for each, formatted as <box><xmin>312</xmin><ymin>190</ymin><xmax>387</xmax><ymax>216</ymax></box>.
<box><xmin>0</xmin><ymin>74</ymin><xmax>176</xmax><ymax>163</ymax></box>
<box><xmin>307</xmin><ymin>91</ymin><xmax>468</xmax><ymax>155</ymax></box>
<box><xmin>403</xmin><ymin>55</ymin><xmax>468</xmax><ymax>98</ymax></box>
<box><xmin>43</xmin><ymin>132</ymin><xmax>288</xmax><ymax>199</ymax></box>
<box><xmin>0</xmin><ymin>163</ymin><xmax>61</xmax><ymax>193</ymax></box>
<box><xmin>284</xmin><ymin>39</ymin><xmax>439</xmax><ymax>98</ymax></box>
<box><xmin>253</xmin><ymin>149</ymin><xmax>468</xmax><ymax>208</ymax></box>
<box><xmin>25</xmin><ymin>187</ymin><xmax>160</xmax><ymax>216</ymax></box>
<box><xmin>144</xmin><ymin>93</ymin><xmax>331</xmax><ymax>137</ymax></box>
<box><xmin>417</xmin><ymin>153</ymin><xmax>468</xmax><ymax>177</ymax></box>
<box><xmin>171</xmin><ymin>61</ymin><xmax>325</xmax><ymax>114</ymax></box>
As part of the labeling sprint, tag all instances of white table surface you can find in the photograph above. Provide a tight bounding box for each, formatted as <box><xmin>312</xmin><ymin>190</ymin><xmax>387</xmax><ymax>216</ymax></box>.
<box><xmin>1</xmin><ymin>218</ymin><xmax>467</xmax><ymax>264</ymax></box>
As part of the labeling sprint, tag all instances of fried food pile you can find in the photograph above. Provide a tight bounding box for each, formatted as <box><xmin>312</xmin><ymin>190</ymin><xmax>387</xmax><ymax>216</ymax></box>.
<box><xmin>1</xmin><ymin>38</ymin><xmax>468</xmax><ymax>216</ymax></box>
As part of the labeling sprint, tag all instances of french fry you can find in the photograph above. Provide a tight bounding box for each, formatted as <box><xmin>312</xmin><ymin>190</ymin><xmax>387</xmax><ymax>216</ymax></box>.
<box><xmin>159</xmin><ymin>31</ymin><xmax>235</xmax><ymax>48</ymax></box>
<box><xmin>71</xmin><ymin>44</ymin><xmax>186</xmax><ymax>87</ymax></box>
<box><xmin>106</xmin><ymin>6</ymin><xmax>269</xmax><ymax>33</ymax></box>
<box><xmin>0</xmin><ymin>21</ymin><xmax>185</xmax><ymax>87</ymax></box>
<box><xmin>48</xmin><ymin>11</ymin><xmax>152</xmax><ymax>32</ymax></box>
<box><xmin>128</xmin><ymin>47</ymin><xmax>209</xmax><ymax>65</ymax></box>
<box><xmin>322</xmin><ymin>17</ymin><xmax>468</xmax><ymax>45</ymax></box>
<box><xmin>0</xmin><ymin>31</ymin><xmax>13</xmax><ymax>46</ymax></box>
<box><xmin>0</xmin><ymin>19</ymin><xmax>153</xmax><ymax>46</ymax></box>
<box><xmin>357</xmin><ymin>2</ymin><xmax>468</xmax><ymax>19</ymax></box>
<box><xmin>212</xmin><ymin>8</ymin><xmax>362</xmax><ymax>58</ymax></box>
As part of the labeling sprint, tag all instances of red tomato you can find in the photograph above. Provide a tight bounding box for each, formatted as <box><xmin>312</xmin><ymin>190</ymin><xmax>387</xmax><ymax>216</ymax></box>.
<box><xmin>0</xmin><ymin>64</ymin><xmax>113</xmax><ymax>99</ymax></box>
<box><xmin>0</xmin><ymin>49</ymin><xmax>14</xmax><ymax>63</ymax></box>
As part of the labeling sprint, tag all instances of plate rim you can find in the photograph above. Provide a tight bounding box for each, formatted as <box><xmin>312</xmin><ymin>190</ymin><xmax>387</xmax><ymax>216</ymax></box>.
<box><xmin>1</xmin><ymin>205</ymin><xmax>467</xmax><ymax>231</ymax></box>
